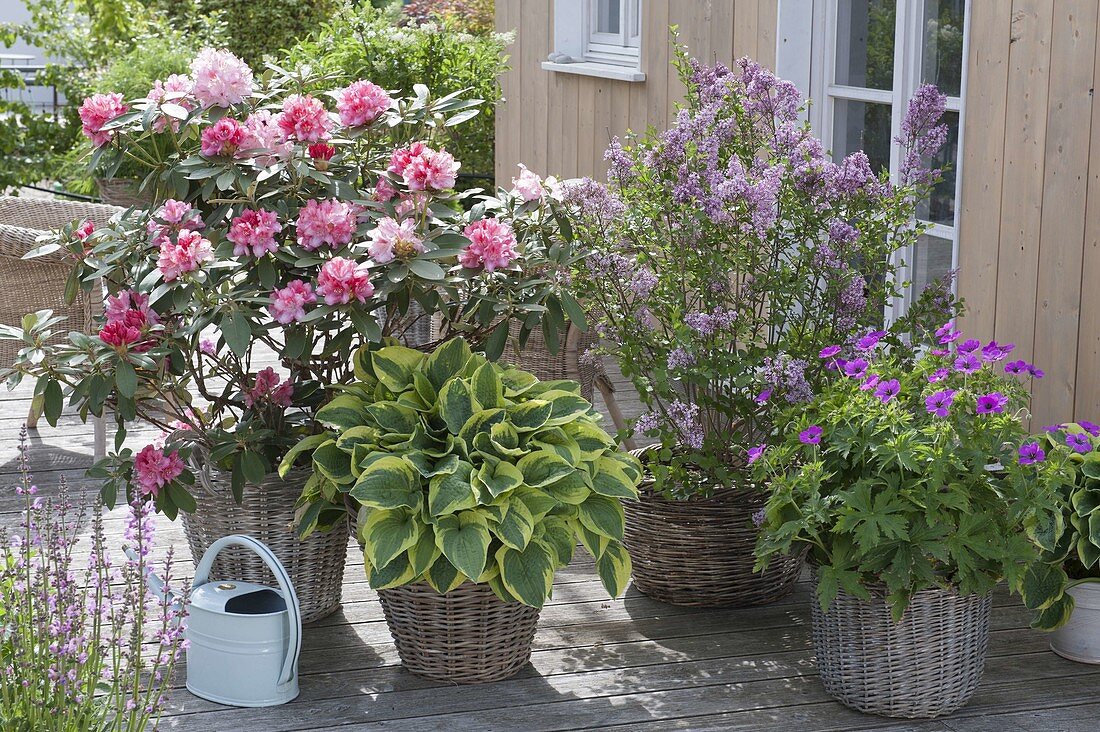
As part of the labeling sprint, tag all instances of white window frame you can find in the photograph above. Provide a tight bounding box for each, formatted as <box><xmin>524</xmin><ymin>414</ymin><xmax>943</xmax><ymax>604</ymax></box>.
<box><xmin>543</xmin><ymin>0</ymin><xmax>645</xmax><ymax>83</ymax></box>
<box><xmin>777</xmin><ymin>0</ymin><xmax>971</xmax><ymax>323</ymax></box>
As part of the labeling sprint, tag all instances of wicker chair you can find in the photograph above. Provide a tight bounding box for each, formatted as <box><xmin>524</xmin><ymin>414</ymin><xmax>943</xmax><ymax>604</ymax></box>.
<box><xmin>0</xmin><ymin>196</ymin><xmax>121</xmax><ymax>459</ymax></box>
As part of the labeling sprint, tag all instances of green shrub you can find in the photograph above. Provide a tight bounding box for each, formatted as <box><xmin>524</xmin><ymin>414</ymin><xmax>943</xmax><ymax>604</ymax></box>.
<box><xmin>196</xmin><ymin>0</ymin><xmax>338</xmax><ymax>68</ymax></box>
<box><xmin>285</xmin><ymin>3</ymin><xmax>510</xmax><ymax>185</ymax></box>
<box><xmin>289</xmin><ymin>338</ymin><xmax>641</xmax><ymax>608</ymax></box>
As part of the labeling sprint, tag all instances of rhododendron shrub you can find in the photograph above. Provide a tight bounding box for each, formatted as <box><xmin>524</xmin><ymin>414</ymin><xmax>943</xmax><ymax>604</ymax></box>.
<box><xmin>1</xmin><ymin>50</ymin><xmax>579</xmax><ymax>518</ymax></box>
<box><xmin>564</xmin><ymin>50</ymin><xmax>958</xmax><ymax>498</ymax></box>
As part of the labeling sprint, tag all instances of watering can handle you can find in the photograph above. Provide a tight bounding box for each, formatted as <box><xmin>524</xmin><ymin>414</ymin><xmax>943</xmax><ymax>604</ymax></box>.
<box><xmin>193</xmin><ymin>535</ymin><xmax>302</xmax><ymax>690</ymax></box>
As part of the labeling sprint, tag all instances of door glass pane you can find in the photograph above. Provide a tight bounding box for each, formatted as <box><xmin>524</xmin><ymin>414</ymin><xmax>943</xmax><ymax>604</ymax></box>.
<box><xmin>909</xmin><ymin>232</ymin><xmax>954</xmax><ymax>301</ymax></box>
<box><xmin>916</xmin><ymin>110</ymin><xmax>960</xmax><ymax>226</ymax></box>
<box><xmin>835</xmin><ymin>0</ymin><xmax>897</xmax><ymax>90</ymax></box>
<box><xmin>921</xmin><ymin>0</ymin><xmax>965</xmax><ymax>97</ymax></box>
<box><xmin>832</xmin><ymin>99</ymin><xmax>893</xmax><ymax>173</ymax></box>
<box><xmin>597</xmin><ymin>0</ymin><xmax>621</xmax><ymax>34</ymax></box>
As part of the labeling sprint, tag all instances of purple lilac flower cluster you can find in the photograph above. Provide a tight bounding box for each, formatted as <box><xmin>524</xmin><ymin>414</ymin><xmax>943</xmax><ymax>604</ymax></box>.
<box><xmin>762</xmin><ymin>354</ymin><xmax>812</xmax><ymax>403</ymax></box>
<box><xmin>898</xmin><ymin>84</ymin><xmax>949</xmax><ymax>185</ymax></box>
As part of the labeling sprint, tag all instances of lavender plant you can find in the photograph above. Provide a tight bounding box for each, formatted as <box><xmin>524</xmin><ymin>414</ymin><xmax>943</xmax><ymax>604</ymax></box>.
<box><xmin>563</xmin><ymin>52</ymin><xmax>956</xmax><ymax>497</ymax></box>
<box><xmin>0</xmin><ymin>428</ymin><xmax>186</xmax><ymax>731</ymax></box>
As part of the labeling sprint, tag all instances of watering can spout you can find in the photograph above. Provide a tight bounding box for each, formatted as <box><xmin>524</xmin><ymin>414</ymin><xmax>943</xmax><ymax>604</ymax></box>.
<box><xmin>122</xmin><ymin>545</ymin><xmax>183</xmax><ymax>612</ymax></box>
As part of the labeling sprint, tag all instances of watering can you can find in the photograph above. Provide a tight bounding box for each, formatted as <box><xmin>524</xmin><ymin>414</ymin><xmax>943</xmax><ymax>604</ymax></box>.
<box><xmin>184</xmin><ymin>535</ymin><xmax>302</xmax><ymax>707</ymax></box>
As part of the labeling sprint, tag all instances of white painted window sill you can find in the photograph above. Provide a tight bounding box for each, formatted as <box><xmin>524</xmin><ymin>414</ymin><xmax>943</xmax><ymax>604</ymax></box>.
<box><xmin>541</xmin><ymin>60</ymin><xmax>645</xmax><ymax>83</ymax></box>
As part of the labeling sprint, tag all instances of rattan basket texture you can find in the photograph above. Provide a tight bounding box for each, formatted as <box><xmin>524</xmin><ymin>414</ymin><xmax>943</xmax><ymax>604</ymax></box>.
<box><xmin>377</xmin><ymin>582</ymin><xmax>540</xmax><ymax>683</ymax></box>
<box><xmin>0</xmin><ymin>196</ymin><xmax>121</xmax><ymax>368</ymax></box>
<box><xmin>623</xmin><ymin>447</ymin><xmax>804</xmax><ymax>607</ymax></box>
<box><xmin>810</xmin><ymin>571</ymin><xmax>992</xmax><ymax>719</ymax></box>
<box><xmin>180</xmin><ymin>466</ymin><xmax>350</xmax><ymax>624</ymax></box>
<box><xmin>96</xmin><ymin>178</ymin><xmax>154</xmax><ymax>208</ymax></box>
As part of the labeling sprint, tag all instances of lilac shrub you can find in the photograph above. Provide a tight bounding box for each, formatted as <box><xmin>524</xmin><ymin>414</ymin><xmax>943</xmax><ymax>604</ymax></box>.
<box><xmin>564</xmin><ymin>50</ymin><xmax>956</xmax><ymax>497</ymax></box>
<box><xmin>0</xmin><ymin>428</ymin><xmax>186</xmax><ymax>731</ymax></box>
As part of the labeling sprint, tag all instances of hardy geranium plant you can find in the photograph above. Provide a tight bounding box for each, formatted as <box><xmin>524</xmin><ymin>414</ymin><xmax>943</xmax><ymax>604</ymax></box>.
<box><xmin>751</xmin><ymin>331</ymin><xmax>1061</xmax><ymax>618</ymax></box>
<box><xmin>564</xmin><ymin>51</ymin><xmax>956</xmax><ymax>497</ymax></box>
<box><xmin>1</xmin><ymin>49</ymin><xmax>578</xmax><ymax>518</ymax></box>
<box><xmin>287</xmin><ymin>338</ymin><xmax>640</xmax><ymax>607</ymax></box>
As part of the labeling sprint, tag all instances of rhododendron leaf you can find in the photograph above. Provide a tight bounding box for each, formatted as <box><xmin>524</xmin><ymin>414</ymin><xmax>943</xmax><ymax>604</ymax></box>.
<box><xmin>428</xmin><ymin>461</ymin><xmax>477</xmax><ymax>516</ymax></box>
<box><xmin>509</xmin><ymin>400</ymin><xmax>553</xmax><ymax>432</ymax></box>
<box><xmin>472</xmin><ymin>361</ymin><xmax>503</xmax><ymax>409</ymax></box>
<box><xmin>576</xmin><ymin>493</ymin><xmax>626</xmax><ymax>541</ymax></box>
<box><xmin>166</xmin><ymin>482</ymin><xmax>197</xmax><ymax>515</ymax></box>
<box><xmin>595</xmin><ymin>541</ymin><xmax>632</xmax><ymax>598</ymax></box>
<box><xmin>368</xmin><ymin>552</ymin><xmax>417</xmax><ymax>591</ymax></box>
<box><xmin>350</xmin><ymin>456</ymin><xmax>419</xmax><ymax>509</ymax></box>
<box><xmin>518</xmin><ymin>451</ymin><xmax>574</xmax><ymax>488</ymax></box>
<box><xmin>591</xmin><ymin>457</ymin><xmax>640</xmax><ymax>499</ymax></box>
<box><xmin>240</xmin><ymin>450</ymin><xmax>266</xmax><ymax>486</ymax></box>
<box><xmin>559</xmin><ymin>293</ymin><xmax>588</xmax><ymax>331</ymax></box>
<box><xmin>497</xmin><ymin>541</ymin><xmax>554</xmax><ymax>608</ymax></box>
<box><xmin>495</xmin><ymin>496</ymin><xmax>535</xmax><ymax>550</ymax></box>
<box><xmin>220</xmin><ymin>311</ymin><xmax>251</xmax><ymax>358</ymax></box>
<box><xmin>371</xmin><ymin>346</ymin><xmax>426</xmax><ymax>393</ymax></box>
<box><xmin>316</xmin><ymin>394</ymin><xmax>371</xmax><ymax>431</ymax></box>
<box><xmin>114</xmin><ymin>360</ymin><xmax>137</xmax><ymax>399</ymax></box>
<box><xmin>439</xmin><ymin>378</ymin><xmax>479</xmax><ymax>435</ymax></box>
<box><xmin>435</xmin><ymin>511</ymin><xmax>491</xmax><ymax>580</ymax></box>
<box><xmin>483</xmin><ymin>321</ymin><xmax>509</xmax><ymax>362</ymax></box>
<box><xmin>423</xmin><ymin>337</ymin><xmax>472</xmax><ymax>391</ymax></box>
<box><xmin>42</xmin><ymin>379</ymin><xmax>63</xmax><ymax>426</ymax></box>
<box><xmin>406</xmin><ymin>258</ymin><xmax>445</xmax><ymax>280</ymax></box>
<box><xmin>364</xmin><ymin>507</ymin><xmax>421</xmax><ymax>569</ymax></box>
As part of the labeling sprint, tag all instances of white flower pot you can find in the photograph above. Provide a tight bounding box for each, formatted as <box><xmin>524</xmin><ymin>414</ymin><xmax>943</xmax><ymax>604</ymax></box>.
<box><xmin>1051</xmin><ymin>581</ymin><xmax>1100</xmax><ymax>664</ymax></box>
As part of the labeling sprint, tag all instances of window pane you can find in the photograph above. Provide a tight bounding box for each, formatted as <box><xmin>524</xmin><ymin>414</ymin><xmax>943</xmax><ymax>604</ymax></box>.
<box><xmin>834</xmin><ymin>0</ymin><xmax>897</xmax><ymax>90</ymax></box>
<box><xmin>630</xmin><ymin>0</ymin><xmax>641</xmax><ymax>38</ymax></box>
<box><xmin>597</xmin><ymin>0</ymin><xmax>621</xmax><ymax>35</ymax></box>
<box><xmin>916</xmin><ymin>110</ymin><xmax>960</xmax><ymax>226</ymax></box>
<box><xmin>832</xmin><ymin>99</ymin><xmax>892</xmax><ymax>173</ymax></box>
<box><xmin>921</xmin><ymin>0</ymin><xmax>965</xmax><ymax>97</ymax></box>
<box><xmin>909</xmin><ymin>232</ymin><xmax>954</xmax><ymax>301</ymax></box>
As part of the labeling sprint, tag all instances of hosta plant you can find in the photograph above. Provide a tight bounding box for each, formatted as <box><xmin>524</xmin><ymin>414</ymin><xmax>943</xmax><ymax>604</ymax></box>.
<box><xmin>0</xmin><ymin>47</ymin><xmax>578</xmax><ymax>519</ymax></box>
<box><xmin>1019</xmin><ymin>423</ymin><xmax>1100</xmax><ymax>630</ymax></box>
<box><xmin>752</xmin><ymin>331</ymin><xmax>1061</xmax><ymax>619</ymax></box>
<box><xmin>286</xmin><ymin>337</ymin><xmax>641</xmax><ymax>608</ymax></box>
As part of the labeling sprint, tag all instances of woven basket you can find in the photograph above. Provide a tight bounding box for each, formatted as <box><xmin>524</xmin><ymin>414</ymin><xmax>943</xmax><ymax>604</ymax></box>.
<box><xmin>180</xmin><ymin>467</ymin><xmax>350</xmax><ymax>624</ymax></box>
<box><xmin>96</xmin><ymin>178</ymin><xmax>154</xmax><ymax>208</ymax></box>
<box><xmin>810</xmin><ymin>572</ymin><xmax>992</xmax><ymax>719</ymax></box>
<box><xmin>377</xmin><ymin>582</ymin><xmax>540</xmax><ymax>683</ymax></box>
<box><xmin>622</xmin><ymin>447</ymin><xmax>804</xmax><ymax>607</ymax></box>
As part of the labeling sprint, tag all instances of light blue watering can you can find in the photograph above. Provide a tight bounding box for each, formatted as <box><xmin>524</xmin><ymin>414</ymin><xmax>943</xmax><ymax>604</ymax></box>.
<box><xmin>184</xmin><ymin>535</ymin><xmax>302</xmax><ymax>707</ymax></box>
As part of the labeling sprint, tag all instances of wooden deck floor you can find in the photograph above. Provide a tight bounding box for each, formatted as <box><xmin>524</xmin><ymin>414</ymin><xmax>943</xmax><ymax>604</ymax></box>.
<box><xmin>0</xmin><ymin>378</ymin><xmax>1097</xmax><ymax>731</ymax></box>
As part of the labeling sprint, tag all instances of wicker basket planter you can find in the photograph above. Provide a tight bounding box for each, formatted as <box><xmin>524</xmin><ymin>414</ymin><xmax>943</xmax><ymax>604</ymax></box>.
<box><xmin>180</xmin><ymin>467</ymin><xmax>350</xmax><ymax>624</ymax></box>
<box><xmin>623</xmin><ymin>483</ymin><xmax>804</xmax><ymax>607</ymax></box>
<box><xmin>810</xmin><ymin>572</ymin><xmax>992</xmax><ymax>718</ymax></box>
<box><xmin>96</xmin><ymin>178</ymin><xmax>154</xmax><ymax>208</ymax></box>
<box><xmin>377</xmin><ymin>582</ymin><xmax>540</xmax><ymax>683</ymax></box>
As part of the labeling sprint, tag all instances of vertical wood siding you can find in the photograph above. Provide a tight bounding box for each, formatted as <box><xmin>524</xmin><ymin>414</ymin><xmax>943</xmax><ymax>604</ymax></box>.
<box><xmin>494</xmin><ymin>0</ymin><xmax>778</xmax><ymax>185</ymax></box>
<box><xmin>959</xmin><ymin>1</ymin><xmax>1100</xmax><ymax>424</ymax></box>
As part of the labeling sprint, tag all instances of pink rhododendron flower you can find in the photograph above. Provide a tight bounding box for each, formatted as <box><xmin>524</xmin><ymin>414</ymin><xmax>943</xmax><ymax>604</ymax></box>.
<box><xmin>276</xmin><ymin>94</ymin><xmax>332</xmax><ymax>143</ymax></box>
<box><xmin>240</xmin><ymin>110</ymin><xmax>293</xmax><ymax>166</ymax></box>
<box><xmin>148</xmin><ymin>199</ymin><xmax>204</xmax><ymax>243</ymax></box>
<box><xmin>190</xmin><ymin>48</ymin><xmax>253</xmax><ymax>108</ymax></box>
<box><xmin>133</xmin><ymin>444</ymin><xmax>185</xmax><ymax>497</ymax></box>
<box><xmin>78</xmin><ymin>93</ymin><xmax>128</xmax><ymax>147</ymax></box>
<box><xmin>316</xmin><ymin>257</ymin><xmax>374</xmax><ymax>305</ymax></box>
<box><xmin>73</xmin><ymin>219</ymin><xmax>96</xmax><ymax>241</ymax></box>
<box><xmin>146</xmin><ymin>74</ymin><xmax>193</xmax><ymax>132</ymax></box>
<box><xmin>105</xmin><ymin>289</ymin><xmax>160</xmax><ymax>327</ymax></box>
<box><xmin>200</xmin><ymin>338</ymin><xmax>217</xmax><ymax>356</ymax></box>
<box><xmin>337</xmin><ymin>80</ymin><xmax>391</xmax><ymax>127</ymax></box>
<box><xmin>245</xmin><ymin>367</ymin><xmax>293</xmax><ymax>408</ymax></box>
<box><xmin>394</xmin><ymin>192</ymin><xmax>429</xmax><ymax>219</ymax></box>
<box><xmin>374</xmin><ymin>177</ymin><xmax>398</xmax><ymax>202</ymax></box>
<box><xmin>459</xmin><ymin>218</ymin><xmax>518</xmax><ymax>272</ymax></box>
<box><xmin>295</xmin><ymin>199</ymin><xmax>359</xmax><ymax>251</ymax></box>
<box><xmin>227</xmin><ymin>208</ymin><xmax>282</xmax><ymax>257</ymax></box>
<box><xmin>200</xmin><ymin>117</ymin><xmax>247</xmax><ymax>157</ymax></box>
<box><xmin>308</xmin><ymin>142</ymin><xmax>335</xmax><ymax>170</ymax></box>
<box><xmin>403</xmin><ymin>147</ymin><xmax>460</xmax><ymax>191</ymax></box>
<box><xmin>157</xmin><ymin>230</ymin><xmax>213</xmax><ymax>281</ymax></box>
<box><xmin>512</xmin><ymin>164</ymin><xmax>543</xmax><ymax>201</ymax></box>
<box><xmin>367</xmin><ymin>217</ymin><xmax>422</xmax><ymax>263</ymax></box>
<box><xmin>268</xmin><ymin>279</ymin><xmax>316</xmax><ymax>324</ymax></box>
<box><xmin>387</xmin><ymin>142</ymin><xmax>426</xmax><ymax>177</ymax></box>
<box><xmin>99</xmin><ymin>319</ymin><xmax>143</xmax><ymax>349</ymax></box>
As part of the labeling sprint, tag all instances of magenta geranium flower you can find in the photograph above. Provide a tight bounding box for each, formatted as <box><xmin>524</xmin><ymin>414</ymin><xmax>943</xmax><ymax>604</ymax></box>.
<box><xmin>856</xmin><ymin>330</ymin><xmax>886</xmax><ymax>351</ymax></box>
<box><xmin>975</xmin><ymin>392</ymin><xmax>1008</xmax><ymax>414</ymax></box>
<box><xmin>1042</xmin><ymin>424</ymin><xmax>1065</xmax><ymax>433</ymax></box>
<box><xmin>1080</xmin><ymin>421</ymin><xmax>1100</xmax><ymax>437</ymax></box>
<box><xmin>1067</xmin><ymin>432</ymin><xmax>1093</xmax><ymax>453</ymax></box>
<box><xmin>1004</xmin><ymin>360</ymin><xmax>1029</xmax><ymax>375</ymax></box>
<box><xmin>924</xmin><ymin>389</ymin><xmax>957</xmax><ymax>417</ymax></box>
<box><xmin>956</xmin><ymin>338</ymin><xmax>980</xmax><ymax>354</ymax></box>
<box><xmin>819</xmin><ymin>345</ymin><xmax>842</xmax><ymax>359</ymax></box>
<box><xmin>747</xmin><ymin>444</ymin><xmax>766</xmax><ymax>464</ymax></box>
<box><xmin>860</xmin><ymin>373</ymin><xmax>881</xmax><ymax>391</ymax></box>
<box><xmin>928</xmin><ymin>367</ymin><xmax>949</xmax><ymax>383</ymax></box>
<box><xmin>935</xmin><ymin>323</ymin><xmax>960</xmax><ymax>344</ymax></box>
<box><xmin>1018</xmin><ymin>441</ymin><xmax>1046</xmax><ymax>466</ymax></box>
<box><xmin>754</xmin><ymin>388</ymin><xmax>772</xmax><ymax>404</ymax></box>
<box><xmin>874</xmin><ymin>378</ymin><xmax>901</xmax><ymax>403</ymax></box>
<box><xmin>954</xmin><ymin>353</ymin><xmax>981</xmax><ymax>374</ymax></box>
<box><xmin>799</xmin><ymin>425</ymin><xmax>823</xmax><ymax>445</ymax></box>
<box><xmin>980</xmin><ymin>340</ymin><xmax>1015</xmax><ymax>363</ymax></box>
<box><xmin>842</xmin><ymin>357</ymin><xmax>868</xmax><ymax>379</ymax></box>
